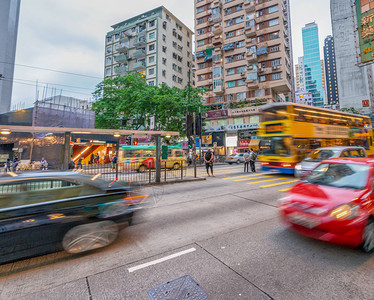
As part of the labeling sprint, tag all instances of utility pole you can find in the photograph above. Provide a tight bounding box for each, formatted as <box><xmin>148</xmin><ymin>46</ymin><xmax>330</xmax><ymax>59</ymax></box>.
<box><xmin>193</xmin><ymin>112</ymin><xmax>197</xmax><ymax>178</ymax></box>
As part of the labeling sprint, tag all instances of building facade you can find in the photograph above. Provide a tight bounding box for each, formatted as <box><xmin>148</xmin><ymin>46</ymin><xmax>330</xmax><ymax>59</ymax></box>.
<box><xmin>302</xmin><ymin>22</ymin><xmax>324</xmax><ymax>107</ymax></box>
<box><xmin>331</xmin><ymin>0</ymin><xmax>374</xmax><ymax>115</ymax></box>
<box><xmin>0</xmin><ymin>0</ymin><xmax>21</xmax><ymax>114</ymax></box>
<box><xmin>323</xmin><ymin>35</ymin><xmax>339</xmax><ymax>106</ymax></box>
<box><xmin>295</xmin><ymin>56</ymin><xmax>306</xmax><ymax>91</ymax></box>
<box><xmin>105</xmin><ymin>6</ymin><xmax>193</xmax><ymax>88</ymax></box>
<box><xmin>194</xmin><ymin>0</ymin><xmax>293</xmax><ymax>154</ymax></box>
<box><xmin>295</xmin><ymin>90</ymin><xmax>313</xmax><ymax>106</ymax></box>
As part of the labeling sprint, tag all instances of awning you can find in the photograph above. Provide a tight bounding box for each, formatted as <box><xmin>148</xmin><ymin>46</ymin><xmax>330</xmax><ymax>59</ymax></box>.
<box><xmin>204</xmin><ymin>55</ymin><xmax>212</xmax><ymax>61</ymax></box>
<box><xmin>196</xmin><ymin>51</ymin><xmax>205</xmax><ymax>58</ymax></box>
<box><xmin>224</xmin><ymin>43</ymin><xmax>235</xmax><ymax>51</ymax></box>
<box><xmin>248</xmin><ymin>139</ymin><xmax>260</xmax><ymax>146</ymax></box>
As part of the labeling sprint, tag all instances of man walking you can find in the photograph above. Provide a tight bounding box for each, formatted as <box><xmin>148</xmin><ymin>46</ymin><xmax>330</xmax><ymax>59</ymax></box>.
<box><xmin>249</xmin><ymin>148</ymin><xmax>256</xmax><ymax>172</ymax></box>
<box><xmin>204</xmin><ymin>149</ymin><xmax>214</xmax><ymax>177</ymax></box>
<box><xmin>243</xmin><ymin>150</ymin><xmax>250</xmax><ymax>172</ymax></box>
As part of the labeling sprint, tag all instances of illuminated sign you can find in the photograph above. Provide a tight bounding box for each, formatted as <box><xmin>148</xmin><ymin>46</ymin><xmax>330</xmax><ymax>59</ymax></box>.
<box><xmin>313</xmin><ymin>124</ymin><xmax>350</xmax><ymax>138</ymax></box>
<box><xmin>363</xmin><ymin>99</ymin><xmax>370</xmax><ymax>107</ymax></box>
<box><xmin>265</xmin><ymin>124</ymin><xmax>284</xmax><ymax>134</ymax></box>
<box><xmin>355</xmin><ymin>0</ymin><xmax>374</xmax><ymax>64</ymax></box>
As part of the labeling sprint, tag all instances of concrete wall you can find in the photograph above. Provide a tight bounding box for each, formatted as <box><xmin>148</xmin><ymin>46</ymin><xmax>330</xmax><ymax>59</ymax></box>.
<box><xmin>331</xmin><ymin>0</ymin><xmax>373</xmax><ymax>115</ymax></box>
<box><xmin>0</xmin><ymin>0</ymin><xmax>21</xmax><ymax>114</ymax></box>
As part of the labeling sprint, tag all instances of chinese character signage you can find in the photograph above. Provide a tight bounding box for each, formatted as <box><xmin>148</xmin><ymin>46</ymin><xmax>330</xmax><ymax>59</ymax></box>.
<box><xmin>356</xmin><ymin>0</ymin><xmax>374</xmax><ymax>64</ymax></box>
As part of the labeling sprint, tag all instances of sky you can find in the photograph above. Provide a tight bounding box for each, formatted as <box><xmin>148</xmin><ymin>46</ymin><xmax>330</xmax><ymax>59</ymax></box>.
<box><xmin>10</xmin><ymin>0</ymin><xmax>332</xmax><ymax>109</ymax></box>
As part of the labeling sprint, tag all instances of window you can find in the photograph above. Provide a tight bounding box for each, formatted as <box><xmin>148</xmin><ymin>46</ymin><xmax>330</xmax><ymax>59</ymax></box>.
<box><xmin>226</xmin><ymin>56</ymin><xmax>234</xmax><ymax>63</ymax></box>
<box><xmin>162</xmin><ymin>34</ymin><xmax>166</xmax><ymax>41</ymax></box>
<box><xmin>149</xmin><ymin>44</ymin><xmax>155</xmax><ymax>51</ymax></box>
<box><xmin>149</xmin><ymin>32</ymin><xmax>155</xmax><ymax>39</ymax></box>
<box><xmin>269</xmin><ymin>18</ymin><xmax>279</xmax><ymax>27</ymax></box>
<box><xmin>259</xmin><ymin>75</ymin><xmax>266</xmax><ymax>82</ymax></box>
<box><xmin>236</xmin><ymin>53</ymin><xmax>244</xmax><ymax>60</ymax></box>
<box><xmin>148</xmin><ymin>81</ymin><xmax>155</xmax><ymax>86</ymax></box>
<box><xmin>227</xmin><ymin>68</ymin><xmax>235</xmax><ymax>75</ymax></box>
<box><xmin>227</xmin><ymin>81</ymin><xmax>235</xmax><ymax>88</ymax></box>
<box><xmin>187</xmin><ymin>41</ymin><xmax>190</xmax><ymax>47</ymax></box>
<box><xmin>149</xmin><ymin>20</ymin><xmax>155</xmax><ymax>27</ymax></box>
<box><xmin>227</xmin><ymin>94</ymin><xmax>234</xmax><ymax>101</ymax></box>
<box><xmin>197</xmin><ymin>40</ymin><xmax>205</xmax><ymax>47</ymax></box>
<box><xmin>226</xmin><ymin>31</ymin><xmax>234</xmax><ymax>38</ymax></box>
<box><xmin>149</xmin><ymin>68</ymin><xmax>155</xmax><ymax>76</ymax></box>
<box><xmin>272</xmin><ymin>72</ymin><xmax>281</xmax><ymax>80</ymax></box>
<box><xmin>162</xmin><ymin>46</ymin><xmax>167</xmax><ymax>53</ymax></box>
<box><xmin>270</xmin><ymin>32</ymin><xmax>280</xmax><ymax>39</ymax></box>
<box><xmin>197</xmin><ymin>6</ymin><xmax>205</xmax><ymax>13</ymax></box>
<box><xmin>107</xmin><ymin>36</ymin><xmax>112</xmax><ymax>43</ymax></box>
<box><xmin>268</xmin><ymin>5</ymin><xmax>278</xmax><ymax>13</ymax></box>
<box><xmin>237</xmin><ymin>79</ymin><xmax>246</xmax><ymax>86</ymax></box>
<box><xmin>149</xmin><ymin>56</ymin><xmax>155</xmax><ymax>63</ymax></box>
<box><xmin>226</xmin><ymin>19</ymin><xmax>233</xmax><ymax>26</ymax></box>
<box><xmin>237</xmin><ymin>92</ymin><xmax>246</xmax><ymax>100</ymax></box>
<box><xmin>235</xmin><ymin>16</ymin><xmax>243</xmax><ymax>24</ymax></box>
<box><xmin>197</xmin><ymin>17</ymin><xmax>205</xmax><ymax>24</ymax></box>
<box><xmin>270</xmin><ymin>45</ymin><xmax>280</xmax><ymax>52</ymax></box>
<box><xmin>162</xmin><ymin>58</ymin><xmax>167</xmax><ymax>64</ymax></box>
<box><xmin>106</xmin><ymin>57</ymin><xmax>112</xmax><ymax>64</ymax></box>
<box><xmin>162</xmin><ymin>70</ymin><xmax>166</xmax><ymax>76</ymax></box>
<box><xmin>198</xmin><ymin>63</ymin><xmax>205</xmax><ymax>69</ymax></box>
<box><xmin>105</xmin><ymin>68</ymin><xmax>111</xmax><ymax>75</ymax></box>
<box><xmin>236</xmin><ymin>41</ymin><xmax>244</xmax><ymax>48</ymax></box>
<box><xmin>237</xmin><ymin>66</ymin><xmax>246</xmax><ymax>73</ymax></box>
<box><xmin>197</xmin><ymin>28</ymin><xmax>205</xmax><ymax>35</ymax></box>
<box><xmin>106</xmin><ymin>46</ymin><xmax>112</xmax><ymax>53</ymax></box>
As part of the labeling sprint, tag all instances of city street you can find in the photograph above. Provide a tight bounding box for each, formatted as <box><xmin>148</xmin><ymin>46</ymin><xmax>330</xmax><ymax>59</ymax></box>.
<box><xmin>0</xmin><ymin>164</ymin><xmax>373</xmax><ymax>300</ymax></box>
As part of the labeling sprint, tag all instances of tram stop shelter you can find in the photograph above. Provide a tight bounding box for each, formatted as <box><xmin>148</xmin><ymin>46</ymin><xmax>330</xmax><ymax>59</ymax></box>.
<box><xmin>0</xmin><ymin>125</ymin><xmax>179</xmax><ymax>183</ymax></box>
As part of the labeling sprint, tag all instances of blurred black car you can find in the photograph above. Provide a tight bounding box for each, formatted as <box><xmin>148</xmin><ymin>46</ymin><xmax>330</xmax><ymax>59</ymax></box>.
<box><xmin>0</xmin><ymin>172</ymin><xmax>147</xmax><ymax>264</ymax></box>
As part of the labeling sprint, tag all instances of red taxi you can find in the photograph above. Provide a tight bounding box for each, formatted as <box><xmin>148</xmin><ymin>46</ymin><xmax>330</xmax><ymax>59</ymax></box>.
<box><xmin>278</xmin><ymin>158</ymin><xmax>374</xmax><ymax>252</ymax></box>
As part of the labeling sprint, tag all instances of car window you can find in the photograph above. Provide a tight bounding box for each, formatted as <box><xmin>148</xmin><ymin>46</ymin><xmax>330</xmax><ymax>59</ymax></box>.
<box><xmin>349</xmin><ymin>149</ymin><xmax>366</xmax><ymax>157</ymax></box>
<box><xmin>304</xmin><ymin>149</ymin><xmax>340</xmax><ymax>162</ymax></box>
<box><xmin>25</xmin><ymin>180</ymin><xmax>81</xmax><ymax>192</ymax></box>
<box><xmin>341</xmin><ymin>150</ymin><xmax>350</xmax><ymax>157</ymax></box>
<box><xmin>0</xmin><ymin>182</ymin><xmax>26</xmax><ymax>194</ymax></box>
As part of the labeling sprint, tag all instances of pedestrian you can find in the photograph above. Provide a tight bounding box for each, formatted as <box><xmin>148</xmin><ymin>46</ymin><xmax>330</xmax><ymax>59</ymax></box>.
<box><xmin>5</xmin><ymin>158</ymin><xmax>11</xmax><ymax>173</ymax></box>
<box><xmin>95</xmin><ymin>154</ymin><xmax>100</xmax><ymax>164</ymax></box>
<box><xmin>243</xmin><ymin>150</ymin><xmax>250</xmax><ymax>173</ymax></box>
<box><xmin>111</xmin><ymin>154</ymin><xmax>117</xmax><ymax>170</ymax></box>
<box><xmin>12</xmin><ymin>157</ymin><xmax>19</xmax><ymax>172</ymax></box>
<box><xmin>77</xmin><ymin>157</ymin><xmax>83</xmax><ymax>169</ymax></box>
<box><xmin>204</xmin><ymin>148</ymin><xmax>214</xmax><ymax>177</ymax></box>
<box><xmin>90</xmin><ymin>153</ymin><xmax>95</xmax><ymax>164</ymax></box>
<box><xmin>249</xmin><ymin>148</ymin><xmax>257</xmax><ymax>172</ymax></box>
<box><xmin>40</xmin><ymin>157</ymin><xmax>48</xmax><ymax>170</ymax></box>
<box><xmin>68</xmin><ymin>157</ymin><xmax>75</xmax><ymax>169</ymax></box>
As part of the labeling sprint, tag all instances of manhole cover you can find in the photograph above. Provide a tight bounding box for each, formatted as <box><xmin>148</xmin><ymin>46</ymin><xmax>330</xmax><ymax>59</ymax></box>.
<box><xmin>147</xmin><ymin>275</ymin><xmax>208</xmax><ymax>300</ymax></box>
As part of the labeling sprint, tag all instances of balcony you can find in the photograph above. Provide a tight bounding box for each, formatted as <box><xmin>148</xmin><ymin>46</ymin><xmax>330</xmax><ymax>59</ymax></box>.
<box><xmin>133</xmin><ymin>61</ymin><xmax>146</xmax><ymax>70</ymax></box>
<box><xmin>134</xmin><ymin>35</ymin><xmax>147</xmax><ymax>48</ymax></box>
<box><xmin>116</xmin><ymin>43</ymin><xmax>129</xmax><ymax>53</ymax></box>
<box><xmin>213</xmin><ymin>23</ymin><xmax>223</xmax><ymax>35</ymax></box>
<box><xmin>247</xmin><ymin>79</ymin><xmax>259</xmax><ymax>89</ymax></box>
<box><xmin>244</xmin><ymin>0</ymin><xmax>256</xmax><ymax>13</ymax></box>
<box><xmin>213</xmin><ymin>35</ymin><xmax>223</xmax><ymax>46</ymax></box>
<box><xmin>115</xmin><ymin>54</ymin><xmax>129</xmax><ymax>63</ymax></box>
<box><xmin>245</xmin><ymin>26</ymin><xmax>256</xmax><ymax>38</ymax></box>
<box><xmin>213</xmin><ymin>0</ymin><xmax>222</xmax><ymax>7</ymax></box>
<box><xmin>247</xmin><ymin>52</ymin><xmax>257</xmax><ymax>63</ymax></box>
<box><xmin>213</xmin><ymin>85</ymin><xmax>224</xmax><ymax>95</ymax></box>
<box><xmin>114</xmin><ymin>65</ymin><xmax>128</xmax><ymax>74</ymax></box>
<box><xmin>133</xmin><ymin>49</ymin><xmax>146</xmax><ymax>58</ymax></box>
<box><xmin>212</xmin><ymin>13</ymin><xmax>222</xmax><ymax>23</ymax></box>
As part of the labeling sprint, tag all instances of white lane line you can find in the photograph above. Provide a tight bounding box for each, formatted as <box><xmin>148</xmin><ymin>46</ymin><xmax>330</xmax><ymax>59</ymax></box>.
<box><xmin>128</xmin><ymin>247</ymin><xmax>196</xmax><ymax>273</ymax></box>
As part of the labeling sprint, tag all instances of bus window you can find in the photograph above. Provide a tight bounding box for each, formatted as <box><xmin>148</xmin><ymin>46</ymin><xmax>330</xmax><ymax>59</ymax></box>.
<box><xmin>127</xmin><ymin>150</ymin><xmax>142</xmax><ymax>157</ymax></box>
<box><xmin>260</xmin><ymin>137</ymin><xmax>292</xmax><ymax>156</ymax></box>
<box><xmin>260</xmin><ymin>105</ymin><xmax>289</xmax><ymax>122</ymax></box>
<box><xmin>175</xmin><ymin>150</ymin><xmax>184</xmax><ymax>157</ymax></box>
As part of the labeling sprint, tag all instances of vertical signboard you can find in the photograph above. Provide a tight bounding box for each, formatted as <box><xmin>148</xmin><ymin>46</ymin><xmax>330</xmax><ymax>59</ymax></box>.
<box><xmin>356</xmin><ymin>0</ymin><xmax>374</xmax><ymax>64</ymax></box>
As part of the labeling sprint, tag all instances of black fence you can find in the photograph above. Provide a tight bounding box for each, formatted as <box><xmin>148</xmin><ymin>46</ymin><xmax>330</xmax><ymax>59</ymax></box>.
<box><xmin>74</xmin><ymin>161</ymin><xmax>187</xmax><ymax>184</ymax></box>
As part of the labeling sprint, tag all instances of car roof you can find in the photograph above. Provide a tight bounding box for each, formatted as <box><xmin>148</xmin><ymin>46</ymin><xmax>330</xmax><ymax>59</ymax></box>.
<box><xmin>312</xmin><ymin>146</ymin><xmax>366</xmax><ymax>151</ymax></box>
<box><xmin>320</xmin><ymin>157</ymin><xmax>374</xmax><ymax>164</ymax></box>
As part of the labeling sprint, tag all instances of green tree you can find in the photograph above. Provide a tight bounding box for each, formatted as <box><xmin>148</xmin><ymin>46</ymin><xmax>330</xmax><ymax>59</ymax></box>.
<box><xmin>92</xmin><ymin>74</ymin><xmax>206</xmax><ymax>134</ymax></box>
<box><xmin>340</xmin><ymin>107</ymin><xmax>362</xmax><ymax>115</ymax></box>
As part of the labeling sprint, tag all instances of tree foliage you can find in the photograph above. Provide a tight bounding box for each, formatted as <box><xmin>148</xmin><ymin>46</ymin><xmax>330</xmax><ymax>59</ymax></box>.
<box><xmin>340</xmin><ymin>107</ymin><xmax>362</xmax><ymax>115</ymax></box>
<box><xmin>92</xmin><ymin>73</ymin><xmax>206</xmax><ymax>134</ymax></box>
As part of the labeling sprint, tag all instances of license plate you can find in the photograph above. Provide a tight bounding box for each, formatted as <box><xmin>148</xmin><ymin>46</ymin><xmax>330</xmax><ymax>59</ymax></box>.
<box><xmin>288</xmin><ymin>213</ymin><xmax>320</xmax><ymax>229</ymax></box>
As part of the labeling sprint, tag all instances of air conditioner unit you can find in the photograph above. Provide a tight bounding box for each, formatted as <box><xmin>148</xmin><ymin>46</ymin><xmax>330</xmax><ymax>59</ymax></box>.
<box><xmin>208</xmin><ymin>17</ymin><xmax>213</xmax><ymax>22</ymax></box>
<box><xmin>240</xmin><ymin>72</ymin><xmax>246</xmax><ymax>76</ymax></box>
<box><xmin>272</xmin><ymin>65</ymin><xmax>279</xmax><ymax>70</ymax></box>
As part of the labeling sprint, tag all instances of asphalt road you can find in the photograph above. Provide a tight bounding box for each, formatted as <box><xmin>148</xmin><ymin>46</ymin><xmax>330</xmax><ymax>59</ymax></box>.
<box><xmin>0</xmin><ymin>164</ymin><xmax>373</xmax><ymax>300</ymax></box>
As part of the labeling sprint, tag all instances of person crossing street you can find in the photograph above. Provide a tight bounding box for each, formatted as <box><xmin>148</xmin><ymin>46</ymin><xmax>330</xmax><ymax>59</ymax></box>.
<box><xmin>249</xmin><ymin>148</ymin><xmax>257</xmax><ymax>172</ymax></box>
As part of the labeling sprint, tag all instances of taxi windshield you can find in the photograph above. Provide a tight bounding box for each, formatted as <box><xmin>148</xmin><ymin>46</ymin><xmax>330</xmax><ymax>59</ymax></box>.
<box><xmin>305</xmin><ymin>163</ymin><xmax>369</xmax><ymax>190</ymax></box>
<box><xmin>304</xmin><ymin>149</ymin><xmax>340</xmax><ymax>162</ymax></box>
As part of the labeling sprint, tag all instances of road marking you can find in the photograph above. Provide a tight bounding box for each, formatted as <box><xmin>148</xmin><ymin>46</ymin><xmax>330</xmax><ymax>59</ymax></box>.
<box><xmin>128</xmin><ymin>248</ymin><xmax>196</xmax><ymax>273</ymax></box>
<box><xmin>260</xmin><ymin>180</ymin><xmax>297</xmax><ymax>188</ymax></box>
<box><xmin>279</xmin><ymin>187</ymin><xmax>292</xmax><ymax>192</ymax></box>
<box><xmin>234</xmin><ymin>175</ymin><xmax>278</xmax><ymax>182</ymax></box>
<box><xmin>223</xmin><ymin>173</ymin><xmax>272</xmax><ymax>180</ymax></box>
<box><xmin>246</xmin><ymin>177</ymin><xmax>289</xmax><ymax>185</ymax></box>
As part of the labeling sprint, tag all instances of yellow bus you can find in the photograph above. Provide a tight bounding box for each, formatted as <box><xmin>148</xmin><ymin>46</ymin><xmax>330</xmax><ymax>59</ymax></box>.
<box><xmin>258</xmin><ymin>103</ymin><xmax>374</xmax><ymax>174</ymax></box>
<box><xmin>118</xmin><ymin>145</ymin><xmax>186</xmax><ymax>173</ymax></box>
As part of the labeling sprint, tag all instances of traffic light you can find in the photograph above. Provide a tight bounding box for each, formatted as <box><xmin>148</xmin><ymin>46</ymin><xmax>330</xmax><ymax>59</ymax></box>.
<box><xmin>195</xmin><ymin>112</ymin><xmax>206</xmax><ymax>136</ymax></box>
<box><xmin>126</xmin><ymin>135</ymin><xmax>132</xmax><ymax>145</ymax></box>
<box><xmin>188</xmin><ymin>136</ymin><xmax>195</xmax><ymax>150</ymax></box>
<box><xmin>133</xmin><ymin>138</ymin><xmax>138</xmax><ymax>146</ymax></box>
<box><xmin>182</xmin><ymin>113</ymin><xmax>193</xmax><ymax>137</ymax></box>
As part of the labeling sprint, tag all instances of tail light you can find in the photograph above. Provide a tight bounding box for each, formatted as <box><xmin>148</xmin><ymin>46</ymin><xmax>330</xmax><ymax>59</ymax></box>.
<box><xmin>124</xmin><ymin>194</ymin><xmax>149</xmax><ymax>205</ymax></box>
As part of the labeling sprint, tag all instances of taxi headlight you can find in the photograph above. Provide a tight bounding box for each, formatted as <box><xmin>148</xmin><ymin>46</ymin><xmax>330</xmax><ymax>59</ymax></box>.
<box><xmin>329</xmin><ymin>204</ymin><xmax>360</xmax><ymax>220</ymax></box>
<box><xmin>295</xmin><ymin>163</ymin><xmax>302</xmax><ymax>171</ymax></box>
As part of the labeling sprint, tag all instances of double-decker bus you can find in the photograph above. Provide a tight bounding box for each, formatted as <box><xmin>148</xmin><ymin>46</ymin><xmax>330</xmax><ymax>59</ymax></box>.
<box><xmin>258</xmin><ymin>103</ymin><xmax>374</xmax><ymax>174</ymax></box>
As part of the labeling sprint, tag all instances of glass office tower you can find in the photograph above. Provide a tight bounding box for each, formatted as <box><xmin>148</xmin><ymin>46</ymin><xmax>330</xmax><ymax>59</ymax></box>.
<box><xmin>302</xmin><ymin>22</ymin><xmax>324</xmax><ymax>107</ymax></box>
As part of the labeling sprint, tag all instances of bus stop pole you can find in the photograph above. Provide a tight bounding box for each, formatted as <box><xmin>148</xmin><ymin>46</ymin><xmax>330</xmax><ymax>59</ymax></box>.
<box><xmin>62</xmin><ymin>132</ymin><xmax>71</xmax><ymax>170</ymax></box>
<box><xmin>155</xmin><ymin>134</ymin><xmax>161</xmax><ymax>183</ymax></box>
<box><xmin>115</xmin><ymin>138</ymin><xmax>120</xmax><ymax>181</ymax></box>
<box><xmin>193</xmin><ymin>112</ymin><xmax>197</xmax><ymax>178</ymax></box>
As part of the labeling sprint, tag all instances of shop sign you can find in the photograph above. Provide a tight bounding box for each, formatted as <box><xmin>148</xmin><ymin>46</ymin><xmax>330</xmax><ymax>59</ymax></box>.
<box><xmin>238</xmin><ymin>130</ymin><xmax>252</xmax><ymax>139</ymax></box>
<box><xmin>229</xmin><ymin>106</ymin><xmax>261</xmax><ymax>117</ymax></box>
<box><xmin>205</xmin><ymin>125</ymin><xmax>225</xmax><ymax>132</ymax></box>
<box><xmin>202</xmin><ymin>135</ymin><xmax>212</xmax><ymax>145</ymax></box>
<box><xmin>313</xmin><ymin>124</ymin><xmax>350</xmax><ymax>138</ymax></box>
<box><xmin>355</xmin><ymin>0</ymin><xmax>374</xmax><ymax>64</ymax></box>
<box><xmin>226</xmin><ymin>123</ymin><xmax>259</xmax><ymax>131</ymax></box>
<box><xmin>212</xmin><ymin>132</ymin><xmax>225</xmax><ymax>147</ymax></box>
<box><xmin>265</xmin><ymin>123</ymin><xmax>284</xmax><ymax>134</ymax></box>
<box><xmin>363</xmin><ymin>100</ymin><xmax>370</xmax><ymax>107</ymax></box>
<box><xmin>239</xmin><ymin>140</ymin><xmax>250</xmax><ymax>148</ymax></box>
<box><xmin>206</xmin><ymin>109</ymin><xmax>228</xmax><ymax>119</ymax></box>
<box><xmin>0</xmin><ymin>154</ymin><xmax>9</xmax><ymax>163</ymax></box>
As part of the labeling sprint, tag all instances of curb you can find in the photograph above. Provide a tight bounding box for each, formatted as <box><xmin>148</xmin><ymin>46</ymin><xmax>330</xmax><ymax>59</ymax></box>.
<box><xmin>144</xmin><ymin>177</ymin><xmax>206</xmax><ymax>186</ymax></box>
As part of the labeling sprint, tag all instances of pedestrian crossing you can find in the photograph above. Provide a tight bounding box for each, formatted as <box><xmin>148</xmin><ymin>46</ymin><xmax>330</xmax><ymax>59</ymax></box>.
<box><xmin>222</xmin><ymin>172</ymin><xmax>297</xmax><ymax>191</ymax></box>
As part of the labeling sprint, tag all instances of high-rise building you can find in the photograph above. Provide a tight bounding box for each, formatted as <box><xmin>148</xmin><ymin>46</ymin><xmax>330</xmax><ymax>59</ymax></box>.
<box><xmin>295</xmin><ymin>90</ymin><xmax>313</xmax><ymax>106</ymax></box>
<box><xmin>194</xmin><ymin>0</ymin><xmax>293</xmax><ymax>110</ymax></box>
<box><xmin>105</xmin><ymin>6</ymin><xmax>193</xmax><ymax>88</ymax></box>
<box><xmin>331</xmin><ymin>0</ymin><xmax>374</xmax><ymax>115</ymax></box>
<box><xmin>302</xmin><ymin>22</ymin><xmax>324</xmax><ymax>107</ymax></box>
<box><xmin>295</xmin><ymin>56</ymin><xmax>305</xmax><ymax>91</ymax></box>
<box><xmin>0</xmin><ymin>0</ymin><xmax>21</xmax><ymax>114</ymax></box>
<box><xmin>323</xmin><ymin>35</ymin><xmax>339</xmax><ymax>106</ymax></box>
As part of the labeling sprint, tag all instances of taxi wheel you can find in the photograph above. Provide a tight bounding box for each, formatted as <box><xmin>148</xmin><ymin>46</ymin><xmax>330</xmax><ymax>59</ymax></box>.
<box><xmin>362</xmin><ymin>218</ymin><xmax>374</xmax><ymax>253</ymax></box>
<box><xmin>236</xmin><ymin>160</ymin><xmax>240</xmax><ymax>164</ymax></box>
<box><xmin>62</xmin><ymin>221</ymin><xmax>118</xmax><ymax>254</ymax></box>
<box><xmin>138</xmin><ymin>165</ymin><xmax>147</xmax><ymax>173</ymax></box>
<box><xmin>173</xmin><ymin>163</ymin><xmax>180</xmax><ymax>170</ymax></box>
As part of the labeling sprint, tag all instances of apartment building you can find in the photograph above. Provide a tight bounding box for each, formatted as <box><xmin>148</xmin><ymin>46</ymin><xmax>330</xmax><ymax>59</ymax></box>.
<box><xmin>194</xmin><ymin>0</ymin><xmax>293</xmax><ymax>154</ymax></box>
<box><xmin>105</xmin><ymin>6</ymin><xmax>193</xmax><ymax>88</ymax></box>
<box><xmin>295</xmin><ymin>56</ymin><xmax>305</xmax><ymax>91</ymax></box>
